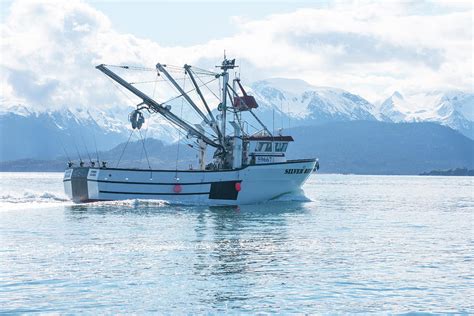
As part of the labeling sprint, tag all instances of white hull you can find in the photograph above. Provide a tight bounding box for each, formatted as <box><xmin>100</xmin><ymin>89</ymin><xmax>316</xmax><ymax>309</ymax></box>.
<box><xmin>64</xmin><ymin>159</ymin><xmax>316</xmax><ymax>205</ymax></box>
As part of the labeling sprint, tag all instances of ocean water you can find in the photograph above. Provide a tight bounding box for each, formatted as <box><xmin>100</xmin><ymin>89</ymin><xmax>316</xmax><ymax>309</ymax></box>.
<box><xmin>0</xmin><ymin>172</ymin><xmax>472</xmax><ymax>313</ymax></box>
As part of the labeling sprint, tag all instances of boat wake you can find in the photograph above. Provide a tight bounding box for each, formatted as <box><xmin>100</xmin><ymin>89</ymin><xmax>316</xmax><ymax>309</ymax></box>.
<box><xmin>88</xmin><ymin>199</ymin><xmax>170</xmax><ymax>208</ymax></box>
<box><xmin>1</xmin><ymin>191</ymin><xmax>69</xmax><ymax>204</ymax></box>
<box><xmin>0</xmin><ymin>190</ymin><xmax>73</xmax><ymax>211</ymax></box>
<box><xmin>271</xmin><ymin>189</ymin><xmax>312</xmax><ymax>203</ymax></box>
<box><xmin>1</xmin><ymin>190</ymin><xmax>311</xmax><ymax>211</ymax></box>
<box><xmin>82</xmin><ymin>190</ymin><xmax>312</xmax><ymax>209</ymax></box>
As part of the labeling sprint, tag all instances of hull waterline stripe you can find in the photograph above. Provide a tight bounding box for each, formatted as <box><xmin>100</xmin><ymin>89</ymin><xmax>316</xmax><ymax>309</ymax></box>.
<box><xmin>99</xmin><ymin>190</ymin><xmax>210</xmax><ymax>196</ymax></box>
<box><xmin>95</xmin><ymin>179</ymin><xmax>215</xmax><ymax>185</ymax></box>
<box><xmin>64</xmin><ymin>179</ymin><xmax>240</xmax><ymax>186</ymax></box>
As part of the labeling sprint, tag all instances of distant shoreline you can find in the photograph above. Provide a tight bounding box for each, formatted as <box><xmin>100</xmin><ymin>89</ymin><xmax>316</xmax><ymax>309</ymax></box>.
<box><xmin>419</xmin><ymin>168</ymin><xmax>474</xmax><ymax>176</ymax></box>
<box><xmin>1</xmin><ymin>158</ymin><xmax>473</xmax><ymax>176</ymax></box>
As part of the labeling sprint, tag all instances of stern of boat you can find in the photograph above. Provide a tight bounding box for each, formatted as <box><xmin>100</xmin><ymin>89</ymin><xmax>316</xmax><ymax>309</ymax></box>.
<box><xmin>63</xmin><ymin>167</ymin><xmax>99</xmax><ymax>203</ymax></box>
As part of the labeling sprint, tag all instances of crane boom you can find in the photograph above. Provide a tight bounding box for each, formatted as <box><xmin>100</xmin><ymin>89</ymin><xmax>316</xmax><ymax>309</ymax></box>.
<box><xmin>96</xmin><ymin>64</ymin><xmax>221</xmax><ymax>149</ymax></box>
<box><xmin>156</xmin><ymin>63</ymin><xmax>213</xmax><ymax>128</ymax></box>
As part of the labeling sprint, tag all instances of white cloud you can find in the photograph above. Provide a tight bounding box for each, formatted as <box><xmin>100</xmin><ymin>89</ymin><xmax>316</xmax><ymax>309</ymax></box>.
<box><xmin>0</xmin><ymin>0</ymin><xmax>472</xmax><ymax>110</ymax></box>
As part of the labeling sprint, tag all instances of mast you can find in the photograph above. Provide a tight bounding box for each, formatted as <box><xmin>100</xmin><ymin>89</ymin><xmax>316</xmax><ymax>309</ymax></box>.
<box><xmin>218</xmin><ymin>57</ymin><xmax>237</xmax><ymax>141</ymax></box>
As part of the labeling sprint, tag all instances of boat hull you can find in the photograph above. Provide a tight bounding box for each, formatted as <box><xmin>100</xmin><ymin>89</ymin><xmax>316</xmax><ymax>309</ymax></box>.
<box><xmin>63</xmin><ymin>159</ymin><xmax>316</xmax><ymax>205</ymax></box>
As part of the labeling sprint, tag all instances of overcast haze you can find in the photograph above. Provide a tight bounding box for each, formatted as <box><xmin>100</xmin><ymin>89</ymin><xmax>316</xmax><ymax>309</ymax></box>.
<box><xmin>0</xmin><ymin>0</ymin><xmax>472</xmax><ymax>111</ymax></box>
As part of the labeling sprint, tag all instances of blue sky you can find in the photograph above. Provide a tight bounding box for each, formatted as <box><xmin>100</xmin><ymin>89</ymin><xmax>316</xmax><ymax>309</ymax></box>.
<box><xmin>90</xmin><ymin>1</ymin><xmax>330</xmax><ymax>46</ymax></box>
<box><xmin>0</xmin><ymin>0</ymin><xmax>472</xmax><ymax>109</ymax></box>
<box><xmin>2</xmin><ymin>0</ymin><xmax>331</xmax><ymax>46</ymax></box>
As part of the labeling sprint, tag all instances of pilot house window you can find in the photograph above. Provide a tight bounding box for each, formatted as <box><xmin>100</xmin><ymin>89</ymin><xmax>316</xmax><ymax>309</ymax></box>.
<box><xmin>275</xmin><ymin>142</ymin><xmax>288</xmax><ymax>152</ymax></box>
<box><xmin>255</xmin><ymin>142</ymin><xmax>272</xmax><ymax>152</ymax></box>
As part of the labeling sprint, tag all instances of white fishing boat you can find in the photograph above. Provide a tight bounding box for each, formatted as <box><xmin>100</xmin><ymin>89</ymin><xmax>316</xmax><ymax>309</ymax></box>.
<box><xmin>64</xmin><ymin>57</ymin><xmax>318</xmax><ymax>204</ymax></box>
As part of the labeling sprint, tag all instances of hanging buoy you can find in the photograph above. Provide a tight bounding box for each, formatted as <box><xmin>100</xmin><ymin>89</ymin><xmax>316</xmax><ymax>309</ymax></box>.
<box><xmin>173</xmin><ymin>184</ymin><xmax>182</xmax><ymax>193</ymax></box>
<box><xmin>235</xmin><ymin>182</ymin><xmax>241</xmax><ymax>192</ymax></box>
<box><xmin>129</xmin><ymin>109</ymin><xmax>145</xmax><ymax>130</ymax></box>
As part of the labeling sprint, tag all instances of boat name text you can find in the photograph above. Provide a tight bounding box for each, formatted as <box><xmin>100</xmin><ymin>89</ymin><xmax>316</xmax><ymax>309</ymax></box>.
<box><xmin>284</xmin><ymin>168</ymin><xmax>312</xmax><ymax>174</ymax></box>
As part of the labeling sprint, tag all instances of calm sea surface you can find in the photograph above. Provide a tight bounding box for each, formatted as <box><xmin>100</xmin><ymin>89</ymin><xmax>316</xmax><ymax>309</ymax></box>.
<box><xmin>0</xmin><ymin>172</ymin><xmax>472</xmax><ymax>313</ymax></box>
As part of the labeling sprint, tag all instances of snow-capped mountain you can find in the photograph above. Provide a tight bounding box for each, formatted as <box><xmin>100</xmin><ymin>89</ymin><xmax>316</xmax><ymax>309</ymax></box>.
<box><xmin>0</xmin><ymin>105</ymin><xmax>179</xmax><ymax>161</ymax></box>
<box><xmin>1</xmin><ymin>77</ymin><xmax>472</xmax><ymax>162</ymax></box>
<box><xmin>379</xmin><ymin>91</ymin><xmax>473</xmax><ymax>139</ymax></box>
<box><xmin>249</xmin><ymin>78</ymin><xmax>377</xmax><ymax>124</ymax></box>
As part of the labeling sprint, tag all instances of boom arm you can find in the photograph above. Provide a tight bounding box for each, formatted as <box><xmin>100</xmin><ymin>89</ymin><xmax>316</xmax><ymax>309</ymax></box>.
<box><xmin>156</xmin><ymin>63</ymin><xmax>213</xmax><ymax>128</ymax></box>
<box><xmin>184</xmin><ymin>65</ymin><xmax>223</xmax><ymax>142</ymax></box>
<box><xmin>96</xmin><ymin>64</ymin><xmax>221</xmax><ymax>149</ymax></box>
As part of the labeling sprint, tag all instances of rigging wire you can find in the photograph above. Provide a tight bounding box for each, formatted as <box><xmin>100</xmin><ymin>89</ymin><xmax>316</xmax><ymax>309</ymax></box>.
<box><xmin>138</xmin><ymin>129</ymin><xmax>152</xmax><ymax>170</ymax></box>
<box><xmin>102</xmin><ymin>63</ymin><xmax>221</xmax><ymax>159</ymax></box>
<box><xmin>104</xmin><ymin>65</ymin><xmax>219</xmax><ymax>142</ymax></box>
<box><xmin>105</xmin><ymin>74</ymin><xmax>137</xmax><ymax>104</ymax></box>
<box><xmin>158</xmin><ymin>74</ymin><xmax>219</xmax><ymax>140</ymax></box>
<box><xmin>185</xmin><ymin>65</ymin><xmax>218</xmax><ymax>76</ymax></box>
<box><xmin>130</xmin><ymin>79</ymin><xmax>169</xmax><ymax>85</ymax></box>
<box><xmin>136</xmin><ymin>111</ymin><xmax>152</xmax><ymax>169</ymax></box>
<box><xmin>130</xmin><ymin>76</ymin><xmax>189</xmax><ymax>85</ymax></box>
<box><xmin>175</xmin><ymin>72</ymin><xmax>186</xmax><ymax>174</ymax></box>
<box><xmin>73</xmin><ymin>139</ymin><xmax>82</xmax><ymax>163</ymax></box>
<box><xmin>161</xmin><ymin>77</ymin><xmax>219</xmax><ymax>106</ymax></box>
<box><xmin>195</xmin><ymin>73</ymin><xmax>221</xmax><ymax>101</ymax></box>
<box><xmin>58</xmin><ymin>136</ymin><xmax>71</xmax><ymax>162</ymax></box>
<box><xmin>131</xmin><ymin>73</ymin><xmax>158</xmax><ymax>170</ymax></box>
<box><xmin>280</xmin><ymin>99</ymin><xmax>284</xmax><ymax>132</ymax></box>
<box><xmin>80</xmin><ymin>133</ymin><xmax>93</xmax><ymax>164</ymax></box>
<box><xmin>105</xmin><ymin>64</ymin><xmax>155</xmax><ymax>72</ymax></box>
<box><xmin>116</xmin><ymin>130</ymin><xmax>134</xmax><ymax>168</ymax></box>
<box><xmin>92</xmin><ymin>131</ymin><xmax>100</xmax><ymax>165</ymax></box>
<box><xmin>152</xmin><ymin>71</ymin><xmax>159</xmax><ymax>99</ymax></box>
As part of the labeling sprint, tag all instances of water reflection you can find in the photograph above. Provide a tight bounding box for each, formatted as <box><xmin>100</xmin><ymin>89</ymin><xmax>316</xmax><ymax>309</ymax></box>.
<box><xmin>64</xmin><ymin>199</ymin><xmax>310</xmax><ymax>218</ymax></box>
<box><xmin>192</xmin><ymin>203</ymin><xmax>310</xmax><ymax>308</ymax></box>
<box><xmin>63</xmin><ymin>200</ymin><xmax>313</xmax><ymax>310</ymax></box>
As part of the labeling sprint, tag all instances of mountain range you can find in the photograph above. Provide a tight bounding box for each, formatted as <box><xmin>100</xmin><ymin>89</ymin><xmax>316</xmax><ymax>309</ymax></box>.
<box><xmin>2</xmin><ymin>121</ymin><xmax>472</xmax><ymax>175</ymax></box>
<box><xmin>0</xmin><ymin>77</ymin><xmax>472</xmax><ymax>173</ymax></box>
<box><xmin>378</xmin><ymin>90</ymin><xmax>473</xmax><ymax>138</ymax></box>
<box><xmin>248</xmin><ymin>78</ymin><xmax>473</xmax><ymax>139</ymax></box>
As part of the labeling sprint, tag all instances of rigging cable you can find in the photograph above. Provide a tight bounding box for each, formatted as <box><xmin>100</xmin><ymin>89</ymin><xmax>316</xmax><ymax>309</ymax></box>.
<box><xmin>116</xmin><ymin>129</ymin><xmax>134</xmax><ymax>168</ymax></box>
<box><xmin>72</xmin><ymin>138</ymin><xmax>82</xmax><ymax>163</ymax></box>
<box><xmin>159</xmin><ymin>74</ymin><xmax>218</xmax><ymax>140</ymax></box>
<box><xmin>161</xmin><ymin>77</ymin><xmax>219</xmax><ymax>107</ymax></box>
<box><xmin>196</xmin><ymin>73</ymin><xmax>221</xmax><ymax>101</ymax></box>
<box><xmin>104</xmin><ymin>74</ymin><xmax>137</xmax><ymax>104</ymax></box>
<box><xmin>138</xmin><ymin>129</ymin><xmax>152</xmax><ymax>170</ymax></box>
<box><xmin>106</xmin><ymin>65</ymin><xmax>219</xmax><ymax>142</ymax></box>
<box><xmin>92</xmin><ymin>130</ymin><xmax>100</xmax><ymax>165</ymax></box>
<box><xmin>175</xmin><ymin>72</ymin><xmax>186</xmax><ymax>174</ymax></box>
<box><xmin>58</xmin><ymin>136</ymin><xmax>72</xmax><ymax>163</ymax></box>
<box><xmin>105</xmin><ymin>64</ymin><xmax>155</xmax><ymax>72</ymax></box>
<box><xmin>80</xmin><ymin>133</ymin><xmax>93</xmax><ymax>164</ymax></box>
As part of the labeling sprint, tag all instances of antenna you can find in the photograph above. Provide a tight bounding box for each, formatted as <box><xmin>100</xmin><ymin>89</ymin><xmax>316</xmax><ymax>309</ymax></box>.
<box><xmin>92</xmin><ymin>131</ymin><xmax>100</xmax><ymax>166</ymax></box>
<box><xmin>73</xmin><ymin>140</ymin><xmax>83</xmax><ymax>165</ymax></box>
<box><xmin>273</xmin><ymin>108</ymin><xmax>275</xmax><ymax>137</ymax></box>
<box><xmin>80</xmin><ymin>133</ymin><xmax>93</xmax><ymax>165</ymax></box>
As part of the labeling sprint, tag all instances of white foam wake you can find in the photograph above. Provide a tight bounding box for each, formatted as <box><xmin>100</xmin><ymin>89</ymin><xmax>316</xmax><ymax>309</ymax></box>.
<box><xmin>271</xmin><ymin>188</ymin><xmax>312</xmax><ymax>202</ymax></box>
<box><xmin>88</xmin><ymin>199</ymin><xmax>170</xmax><ymax>208</ymax></box>
<box><xmin>0</xmin><ymin>190</ymin><xmax>72</xmax><ymax>211</ymax></box>
<box><xmin>1</xmin><ymin>191</ymin><xmax>68</xmax><ymax>203</ymax></box>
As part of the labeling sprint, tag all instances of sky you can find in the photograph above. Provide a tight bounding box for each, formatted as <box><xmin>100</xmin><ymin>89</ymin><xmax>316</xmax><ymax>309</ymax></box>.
<box><xmin>0</xmin><ymin>0</ymin><xmax>472</xmax><ymax>111</ymax></box>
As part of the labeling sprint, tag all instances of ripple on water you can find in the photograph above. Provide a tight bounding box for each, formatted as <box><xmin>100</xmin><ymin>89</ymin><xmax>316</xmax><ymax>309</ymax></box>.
<box><xmin>0</xmin><ymin>173</ymin><xmax>473</xmax><ymax>313</ymax></box>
